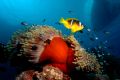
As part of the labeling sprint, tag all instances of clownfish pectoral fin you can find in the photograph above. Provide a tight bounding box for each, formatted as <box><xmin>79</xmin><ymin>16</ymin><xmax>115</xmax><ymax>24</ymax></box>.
<box><xmin>71</xmin><ymin>28</ymin><xmax>76</xmax><ymax>33</ymax></box>
<box><xmin>79</xmin><ymin>30</ymin><xmax>83</xmax><ymax>33</ymax></box>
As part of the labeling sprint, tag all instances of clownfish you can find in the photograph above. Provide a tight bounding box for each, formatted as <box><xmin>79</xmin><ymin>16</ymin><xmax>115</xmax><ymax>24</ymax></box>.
<box><xmin>59</xmin><ymin>17</ymin><xmax>84</xmax><ymax>33</ymax></box>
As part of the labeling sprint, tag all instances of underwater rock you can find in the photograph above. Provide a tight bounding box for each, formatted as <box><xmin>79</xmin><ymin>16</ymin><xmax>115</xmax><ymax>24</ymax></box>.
<box><xmin>0</xmin><ymin>43</ymin><xmax>9</xmax><ymax>63</ymax></box>
<box><xmin>0</xmin><ymin>66</ymin><xmax>7</xmax><ymax>73</ymax></box>
<box><xmin>21</xmin><ymin>21</ymin><xmax>28</xmax><ymax>26</ymax></box>
<box><xmin>94</xmin><ymin>74</ymin><xmax>110</xmax><ymax>80</ymax></box>
<box><xmin>16</xmin><ymin>65</ymin><xmax>70</xmax><ymax>80</ymax></box>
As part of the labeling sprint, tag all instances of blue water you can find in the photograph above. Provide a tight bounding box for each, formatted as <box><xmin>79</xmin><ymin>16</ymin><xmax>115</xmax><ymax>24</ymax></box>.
<box><xmin>0</xmin><ymin>0</ymin><xmax>120</xmax><ymax>79</ymax></box>
<box><xmin>0</xmin><ymin>0</ymin><xmax>120</xmax><ymax>56</ymax></box>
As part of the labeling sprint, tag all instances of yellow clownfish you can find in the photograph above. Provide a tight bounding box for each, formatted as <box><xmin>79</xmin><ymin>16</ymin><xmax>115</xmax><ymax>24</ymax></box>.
<box><xmin>59</xmin><ymin>17</ymin><xmax>84</xmax><ymax>33</ymax></box>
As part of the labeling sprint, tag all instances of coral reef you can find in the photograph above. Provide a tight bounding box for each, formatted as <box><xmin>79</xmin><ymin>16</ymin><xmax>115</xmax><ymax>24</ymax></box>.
<box><xmin>7</xmin><ymin>25</ymin><xmax>101</xmax><ymax>80</ymax></box>
<box><xmin>16</xmin><ymin>65</ymin><xmax>70</xmax><ymax>80</ymax></box>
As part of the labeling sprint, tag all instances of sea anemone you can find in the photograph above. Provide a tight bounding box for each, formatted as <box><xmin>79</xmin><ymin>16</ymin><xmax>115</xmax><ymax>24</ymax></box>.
<box><xmin>7</xmin><ymin>25</ymin><xmax>62</xmax><ymax>63</ymax></box>
<box><xmin>7</xmin><ymin>25</ymin><xmax>101</xmax><ymax>79</ymax></box>
<box><xmin>73</xmin><ymin>49</ymin><xmax>101</xmax><ymax>73</ymax></box>
<box><xmin>65</xmin><ymin>35</ymin><xmax>101</xmax><ymax>73</ymax></box>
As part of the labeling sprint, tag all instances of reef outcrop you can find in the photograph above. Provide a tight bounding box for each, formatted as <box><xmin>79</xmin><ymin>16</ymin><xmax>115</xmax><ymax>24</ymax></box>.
<box><xmin>7</xmin><ymin>25</ymin><xmax>101</xmax><ymax>80</ymax></box>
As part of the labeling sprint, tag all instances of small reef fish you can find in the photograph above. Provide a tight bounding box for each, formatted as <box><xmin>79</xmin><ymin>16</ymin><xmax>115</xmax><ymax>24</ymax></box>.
<box><xmin>59</xmin><ymin>18</ymin><xmax>84</xmax><ymax>33</ymax></box>
<box><xmin>89</xmin><ymin>36</ymin><xmax>99</xmax><ymax>41</ymax></box>
<box><xmin>21</xmin><ymin>21</ymin><xmax>28</xmax><ymax>26</ymax></box>
<box><xmin>42</xmin><ymin>19</ymin><xmax>46</xmax><ymax>23</ymax></box>
<box><xmin>95</xmin><ymin>37</ymin><xmax>98</xmax><ymax>40</ymax></box>
<box><xmin>89</xmin><ymin>37</ymin><xmax>95</xmax><ymax>41</ymax></box>
<box><xmin>87</xmin><ymin>28</ymin><xmax>91</xmax><ymax>32</ymax></box>
<box><xmin>68</xmin><ymin>10</ymin><xmax>72</xmax><ymax>14</ymax></box>
<box><xmin>103</xmin><ymin>31</ymin><xmax>110</xmax><ymax>35</ymax></box>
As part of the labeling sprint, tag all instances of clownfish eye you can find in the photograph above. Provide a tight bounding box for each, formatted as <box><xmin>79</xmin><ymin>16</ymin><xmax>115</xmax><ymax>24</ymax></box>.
<box><xmin>31</xmin><ymin>45</ymin><xmax>38</xmax><ymax>50</ymax></box>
